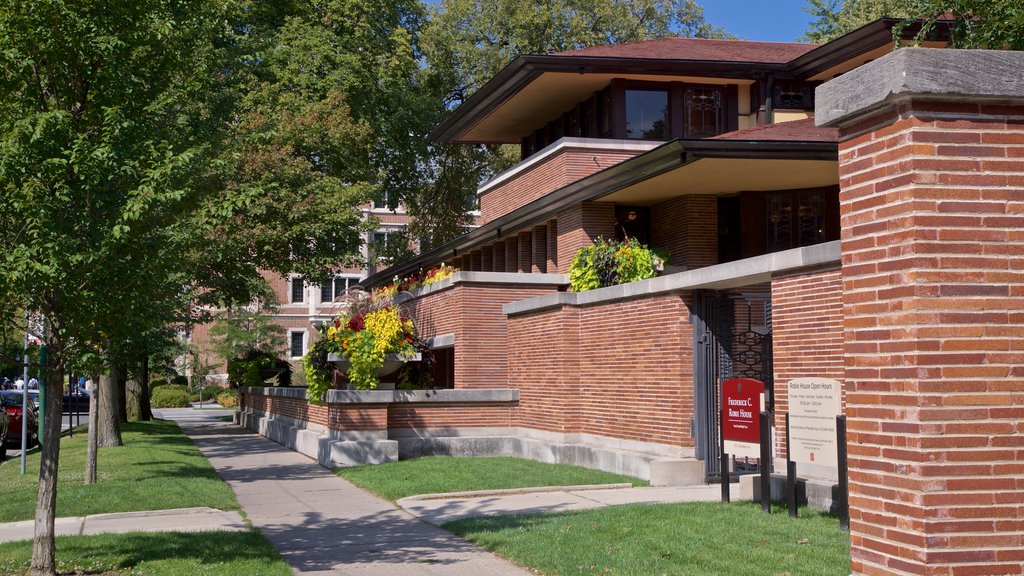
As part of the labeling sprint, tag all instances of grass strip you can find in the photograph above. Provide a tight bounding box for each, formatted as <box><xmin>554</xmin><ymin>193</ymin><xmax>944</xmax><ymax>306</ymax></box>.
<box><xmin>0</xmin><ymin>530</ymin><xmax>292</xmax><ymax>576</ymax></box>
<box><xmin>445</xmin><ymin>501</ymin><xmax>851</xmax><ymax>576</ymax></box>
<box><xmin>336</xmin><ymin>456</ymin><xmax>647</xmax><ymax>502</ymax></box>
<box><xmin>0</xmin><ymin>419</ymin><xmax>238</xmax><ymax>522</ymax></box>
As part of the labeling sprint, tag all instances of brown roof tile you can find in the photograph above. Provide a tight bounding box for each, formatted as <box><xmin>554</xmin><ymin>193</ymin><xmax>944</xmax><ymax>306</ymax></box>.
<box><xmin>555</xmin><ymin>37</ymin><xmax>817</xmax><ymax>64</ymax></box>
<box><xmin>711</xmin><ymin>118</ymin><xmax>838</xmax><ymax>142</ymax></box>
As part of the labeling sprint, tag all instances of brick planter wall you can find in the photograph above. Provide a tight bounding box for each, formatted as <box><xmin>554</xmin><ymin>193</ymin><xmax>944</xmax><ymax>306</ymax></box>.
<box><xmin>818</xmin><ymin>48</ymin><xmax>1024</xmax><ymax>576</ymax></box>
<box><xmin>401</xmin><ymin>273</ymin><xmax>566</xmax><ymax>388</ymax></box>
<box><xmin>507</xmin><ymin>293</ymin><xmax>695</xmax><ymax>451</ymax></box>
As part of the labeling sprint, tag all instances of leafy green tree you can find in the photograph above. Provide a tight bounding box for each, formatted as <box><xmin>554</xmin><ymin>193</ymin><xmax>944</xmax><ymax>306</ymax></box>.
<box><xmin>802</xmin><ymin>0</ymin><xmax>1023</xmax><ymax>48</ymax></box>
<box><xmin>0</xmin><ymin>1</ymin><xmax>378</xmax><ymax>573</ymax></box>
<box><xmin>897</xmin><ymin>1</ymin><xmax>1024</xmax><ymax>49</ymax></box>
<box><xmin>802</xmin><ymin>0</ymin><xmax>910</xmax><ymax>43</ymax></box>
<box><xmin>207</xmin><ymin>279</ymin><xmax>287</xmax><ymax>369</ymax></box>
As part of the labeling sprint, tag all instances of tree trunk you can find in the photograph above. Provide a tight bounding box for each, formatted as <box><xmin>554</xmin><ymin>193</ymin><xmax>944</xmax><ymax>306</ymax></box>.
<box><xmin>31</xmin><ymin>331</ymin><xmax>65</xmax><ymax>576</ymax></box>
<box><xmin>139</xmin><ymin>356</ymin><xmax>152</xmax><ymax>421</ymax></box>
<box><xmin>125</xmin><ymin>363</ymin><xmax>141</xmax><ymax>421</ymax></box>
<box><xmin>116</xmin><ymin>362</ymin><xmax>128</xmax><ymax>423</ymax></box>
<box><xmin>85</xmin><ymin>376</ymin><xmax>99</xmax><ymax>484</ymax></box>
<box><xmin>97</xmin><ymin>366</ymin><xmax>122</xmax><ymax>448</ymax></box>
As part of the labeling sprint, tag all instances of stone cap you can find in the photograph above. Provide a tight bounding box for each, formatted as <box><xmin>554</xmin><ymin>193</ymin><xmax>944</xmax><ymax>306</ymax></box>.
<box><xmin>816</xmin><ymin>48</ymin><xmax>1024</xmax><ymax>128</ymax></box>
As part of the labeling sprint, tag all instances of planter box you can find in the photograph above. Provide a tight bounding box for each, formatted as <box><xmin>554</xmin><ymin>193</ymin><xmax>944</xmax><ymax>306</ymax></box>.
<box><xmin>327</xmin><ymin>353</ymin><xmax>422</xmax><ymax>379</ymax></box>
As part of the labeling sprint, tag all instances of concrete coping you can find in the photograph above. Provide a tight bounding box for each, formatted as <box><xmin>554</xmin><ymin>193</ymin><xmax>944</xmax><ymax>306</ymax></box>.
<box><xmin>504</xmin><ymin>241</ymin><xmax>841</xmax><ymax>316</ymax></box>
<box><xmin>816</xmin><ymin>48</ymin><xmax>1024</xmax><ymax>128</ymax></box>
<box><xmin>407</xmin><ymin>271</ymin><xmax>568</xmax><ymax>299</ymax></box>
<box><xmin>241</xmin><ymin>386</ymin><xmax>519</xmax><ymax>405</ymax></box>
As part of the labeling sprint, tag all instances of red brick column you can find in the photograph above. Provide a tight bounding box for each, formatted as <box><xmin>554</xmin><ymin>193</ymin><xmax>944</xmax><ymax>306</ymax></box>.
<box><xmin>531</xmin><ymin>226</ymin><xmax>547</xmax><ymax>273</ymax></box>
<box><xmin>546</xmin><ymin>220</ymin><xmax>558</xmax><ymax>272</ymax></box>
<box><xmin>518</xmin><ymin>231</ymin><xmax>532</xmax><ymax>273</ymax></box>
<box><xmin>492</xmin><ymin>242</ymin><xmax>506</xmax><ymax>272</ymax></box>
<box><xmin>818</xmin><ymin>48</ymin><xmax>1024</xmax><ymax>576</ymax></box>
<box><xmin>504</xmin><ymin>237</ymin><xmax>518</xmax><ymax>272</ymax></box>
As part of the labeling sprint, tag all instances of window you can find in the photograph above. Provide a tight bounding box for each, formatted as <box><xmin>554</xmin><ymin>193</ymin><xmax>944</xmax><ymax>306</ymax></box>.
<box><xmin>625</xmin><ymin>90</ymin><xmax>668</xmax><ymax>140</ymax></box>
<box><xmin>371</xmin><ymin>190</ymin><xmax>392</xmax><ymax>210</ymax></box>
<box><xmin>290</xmin><ymin>277</ymin><xmax>305</xmax><ymax>304</ymax></box>
<box><xmin>767</xmin><ymin>190</ymin><xmax>830</xmax><ymax>252</ymax></box>
<box><xmin>289</xmin><ymin>331</ymin><xmax>305</xmax><ymax>358</ymax></box>
<box><xmin>320</xmin><ymin>276</ymin><xmax>359</xmax><ymax>303</ymax></box>
<box><xmin>684</xmin><ymin>87</ymin><xmax>724</xmax><ymax>139</ymax></box>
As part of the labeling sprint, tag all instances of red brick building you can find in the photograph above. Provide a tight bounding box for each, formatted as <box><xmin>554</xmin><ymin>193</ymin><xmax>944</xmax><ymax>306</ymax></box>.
<box><xmin>240</xmin><ymin>19</ymin><xmax>1024</xmax><ymax>575</ymax></box>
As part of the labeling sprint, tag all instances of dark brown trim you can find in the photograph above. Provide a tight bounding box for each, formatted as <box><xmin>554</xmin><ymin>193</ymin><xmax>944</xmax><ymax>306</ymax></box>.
<box><xmin>787</xmin><ymin>18</ymin><xmax>953</xmax><ymax>79</ymax></box>
<box><xmin>362</xmin><ymin>138</ymin><xmax>838</xmax><ymax>287</ymax></box>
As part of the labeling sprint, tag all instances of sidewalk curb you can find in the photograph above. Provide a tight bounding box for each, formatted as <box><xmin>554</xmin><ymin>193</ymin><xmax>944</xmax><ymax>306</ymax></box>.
<box><xmin>0</xmin><ymin>507</ymin><xmax>247</xmax><ymax>544</ymax></box>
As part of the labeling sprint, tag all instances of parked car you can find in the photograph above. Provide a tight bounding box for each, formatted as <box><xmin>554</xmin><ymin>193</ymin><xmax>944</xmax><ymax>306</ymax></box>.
<box><xmin>63</xmin><ymin>389</ymin><xmax>90</xmax><ymax>413</ymax></box>
<box><xmin>0</xmin><ymin>391</ymin><xmax>38</xmax><ymax>449</ymax></box>
<box><xmin>26</xmin><ymin>390</ymin><xmax>40</xmax><ymax>409</ymax></box>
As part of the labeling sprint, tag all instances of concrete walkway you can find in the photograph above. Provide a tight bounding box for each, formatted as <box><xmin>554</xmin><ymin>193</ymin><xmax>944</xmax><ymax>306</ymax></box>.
<box><xmin>156</xmin><ymin>408</ymin><xmax>533</xmax><ymax>576</ymax></box>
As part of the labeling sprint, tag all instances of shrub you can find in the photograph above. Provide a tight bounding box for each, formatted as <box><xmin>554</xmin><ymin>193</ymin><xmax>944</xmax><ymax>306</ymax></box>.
<box><xmin>151</xmin><ymin>387</ymin><xmax>192</xmax><ymax>408</ymax></box>
<box><xmin>216</xmin><ymin>389</ymin><xmax>239</xmax><ymax>408</ymax></box>
<box><xmin>568</xmin><ymin>237</ymin><xmax>667</xmax><ymax>292</ymax></box>
<box><xmin>171</xmin><ymin>375</ymin><xmax>189</xmax><ymax>386</ymax></box>
<box><xmin>149</xmin><ymin>377</ymin><xmax>168</xmax><ymax>390</ymax></box>
<box><xmin>151</xmin><ymin>383</ymin><xmax>187</xmax><ymax>398</ymax></box>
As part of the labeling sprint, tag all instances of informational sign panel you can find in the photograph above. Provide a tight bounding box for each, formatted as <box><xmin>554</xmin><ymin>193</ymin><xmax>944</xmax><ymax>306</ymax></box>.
<box><xmin>788</xmin><ymin>377</ymin><xmax>842</xmax><ymax>465</ymax></box>
<box><xmin>722</xmin><ymin>378</ymin><xmax>765</xmax><ymax>459</ymax></box>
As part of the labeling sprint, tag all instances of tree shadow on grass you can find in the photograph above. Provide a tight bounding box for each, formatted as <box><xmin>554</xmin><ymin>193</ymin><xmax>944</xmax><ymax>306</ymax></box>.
<box><xmin>0</xmin><ymin>531</ymin><xmax>286</xmax><ymax>575</ymax></box>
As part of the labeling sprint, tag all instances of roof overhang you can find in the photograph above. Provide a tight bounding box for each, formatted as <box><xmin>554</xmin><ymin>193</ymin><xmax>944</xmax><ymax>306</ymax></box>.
<box><xmin>362</xmin><ymin>138</ymin><xmax>837</xmax><ymax>287</ymax></box>
<box><xmin>789</xmin><ymin>18</ymin><xmax>953</xmax><ymax>81</ymax></box>
<box><xmin>429</xmin><ymin>55</ymin><xmax>788</xmax><ymax>144</ymax></box>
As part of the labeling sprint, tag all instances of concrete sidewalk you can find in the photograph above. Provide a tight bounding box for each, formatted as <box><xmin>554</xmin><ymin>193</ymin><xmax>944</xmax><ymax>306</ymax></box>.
<box><xmin>0</xmin><ymin>507</ymin><xmax>247</xmax><ymax>544</ymax></box>
<box><xmin>156</xmin><ymin>408</ymin><xmax>533</xmax><ymax>576</ymax></box>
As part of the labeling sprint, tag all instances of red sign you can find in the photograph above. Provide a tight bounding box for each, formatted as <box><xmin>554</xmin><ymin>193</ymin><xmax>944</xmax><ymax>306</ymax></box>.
<box><xmin>722</xmin><ymin>378</ymin><xmax>764</xmax><ymax>444</ymax></box>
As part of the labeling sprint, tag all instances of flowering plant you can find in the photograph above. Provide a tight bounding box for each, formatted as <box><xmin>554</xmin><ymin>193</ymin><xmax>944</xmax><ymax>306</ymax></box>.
<box><xmin>304</xmin><ymin>292</ymin><xmax>420</xmax><ymax>401</ymax></box>
<box><xmin>568</xmin><ymin>237</ymin><xmax>668</xmax><ymax>292</ymax></box>
<box><xmin>370</xmin><ymin>264</ymin><xmax>459</xmax><ymax>301</ymax></box>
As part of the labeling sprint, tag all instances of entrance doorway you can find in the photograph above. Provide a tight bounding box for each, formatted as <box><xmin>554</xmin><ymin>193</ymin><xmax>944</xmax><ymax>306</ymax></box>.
<box><xmin>692</xmin><ymin>289</ymin><xmax>774</xmax><ymax>481</ymax></box>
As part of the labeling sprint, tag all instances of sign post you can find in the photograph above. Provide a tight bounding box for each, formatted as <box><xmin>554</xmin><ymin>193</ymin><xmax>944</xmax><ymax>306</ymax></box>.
<box><xmin>786</xmin><ymin>377</ymin><xmax>843</xmax><ymax>519</ymax></box>
<box><xmin>720</xmin><ymin>378</ymin><xmax>766</xmax><ymax>503</ymax></box>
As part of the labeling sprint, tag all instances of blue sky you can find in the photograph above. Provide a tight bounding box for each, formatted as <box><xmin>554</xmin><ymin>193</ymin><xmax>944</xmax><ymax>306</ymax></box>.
<box><xmin>702</xmin><ymin>0</ymin><xmax>816</xmax><ymax>43</ymax></box>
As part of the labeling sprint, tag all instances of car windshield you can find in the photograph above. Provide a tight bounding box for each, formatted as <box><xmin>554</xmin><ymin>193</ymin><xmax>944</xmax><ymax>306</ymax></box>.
<box><xmin>1</xmin><ymin>394</ymin><xmax>25</xmax><ymax>408</ymax></box>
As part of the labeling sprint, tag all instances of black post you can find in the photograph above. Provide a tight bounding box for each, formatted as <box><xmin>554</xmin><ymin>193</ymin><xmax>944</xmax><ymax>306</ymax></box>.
<box><xmin>759</xmin><ymin>411</ymin><xmax>771</xmax><ymax>513</ymax></box>
<box><xmin>721</xmin><ymin>408</ymin><xmax>730</xmax><ymax>503</ymax></box>
<box><xmin>837</xmin><ymin>415</ymin><xmax>849</xmax><ymax>531</ymax></box>
<box><xmin>786</xmin><ymin>413</ymin><xmax>797</xmax><ymax>517</ymax></box>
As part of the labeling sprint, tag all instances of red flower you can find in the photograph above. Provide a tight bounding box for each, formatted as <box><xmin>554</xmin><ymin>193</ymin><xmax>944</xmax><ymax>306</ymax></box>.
<box><xmin>346</xmin><ymin>314</ymin><xmax>365</xmax><ymax>332</ymax></box>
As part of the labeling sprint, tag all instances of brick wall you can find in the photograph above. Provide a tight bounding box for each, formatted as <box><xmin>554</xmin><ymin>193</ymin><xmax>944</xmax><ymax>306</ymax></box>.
<box><xmin>555</xmin><ymin>202</ymin><xmax>617</xmax><ymax>274</ymax></box>
<box><xmin>834</xmin><ymin>98</ymin><xmax>1024</xmax><ymax>574</ymax></box>
<box><xmin>651</xmin><ymin>195</ymin><xmax>719</xmax><ymax>269</ymax></box>
<box><xmin>245</xmin><ymin>394</ymin><xmax>388</xmax><ymax>432</ymax></box>
<box><xmin>508</xmin><ymin>293</ymin><xmax>695</xmax><ymax>449</ymax></box>
<box><xmin>771</xmin><ymin>269</ymin><xmax>845</xmax><ymax>457</ymax></box>
<box><xmin>242</xmin><ymin>390</ymin><xmax>517</xmax><ymax>436</ymax></box>
<box><xmin>387</xmin><ymin>403</ymin><xmax>516</xmax><ymax>430</ymax></box>
<box><xmin>405</xmin><ymin>281</ymin><xmax>562</xmax><ymax>389</ymax></box>
<box><xmin>479</xmin><ymin>147</ymin><xmax>642</xmax><ymax>224</ymax></box>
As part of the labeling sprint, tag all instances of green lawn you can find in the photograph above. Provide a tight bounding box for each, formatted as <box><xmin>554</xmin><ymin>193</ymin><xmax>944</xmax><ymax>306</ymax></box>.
<box><xmin>0</xmin><ymin>419</ymin><xmax>238</xmax><ymax>522</ymax></box>
<box><xmin>446</xmin><ymin>501</ymin><xmax>851</xmax><ymax>576</ymax></box>
<box><xmin>336</xmin><ymin>456</ymin><xmax>648</xmax><ymax>501</ymax></box>
<box><xmin>0</xmin><ymin>531</ymin><xmax>292</xmax><ymax>576</ymax></box>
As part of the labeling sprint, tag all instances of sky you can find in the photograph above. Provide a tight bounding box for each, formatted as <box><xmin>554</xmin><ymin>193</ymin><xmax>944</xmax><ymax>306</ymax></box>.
<box><xmin>701</xmin><ymin>0</ymin><xmax>817</xmax><ymax>43</ymax></box>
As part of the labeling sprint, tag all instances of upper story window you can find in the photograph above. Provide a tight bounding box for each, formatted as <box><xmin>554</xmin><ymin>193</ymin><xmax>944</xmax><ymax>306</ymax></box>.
<box><xmin>767</xmin><ymin>189</ymin><xmax>830</xmax><ymax>253</ymax></box>
<box><xmin>290</xmin><ymin>277</ymin><xmax>305</xmax><ymax>304</ymax></box>
<box><xmin>320</xmin><ymin>275</ymin><xmax>359</xmax><ymax>303</ymax></box>
<box><xmin>684</xmin><ymin>87</ymin><xmax>724</xmax><ymax>139</ymax></box>
<box><xmin>521</xmin><ymin>80</ymin><xmax>735</xmax><ymax>159</ymax></box>
<box><xmin>625</xmin><ymin>90</ymin><xmax>668</xmax><ymax>140</ymax></box>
